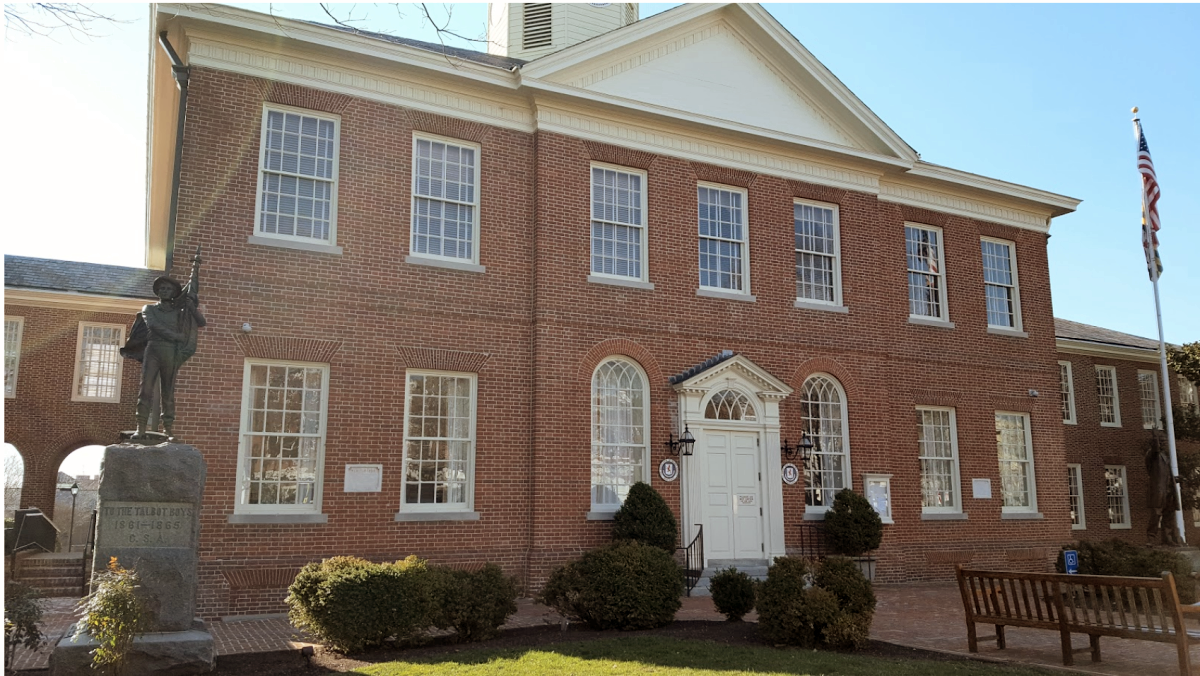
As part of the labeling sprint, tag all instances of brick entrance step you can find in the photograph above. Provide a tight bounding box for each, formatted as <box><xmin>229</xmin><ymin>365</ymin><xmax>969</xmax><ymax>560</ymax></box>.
<box><xmin>15</xmin><ymin>552</ymin><xmax>85</xmax><ymax>598</ymax></box>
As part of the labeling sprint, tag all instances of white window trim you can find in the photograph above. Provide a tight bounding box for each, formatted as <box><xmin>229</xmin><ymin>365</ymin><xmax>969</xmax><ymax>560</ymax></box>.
<box><xmin>1059</xmin><ymin>360</ymin><xmax>1077</xmax><ymax>425</ymax></box>
<box><xmin>793</xmin><ymin>198</ymin><xmax>843</xmax><ymax>308</ymax></box>
<box><xmin>917</xmin><ymin>406</ymin><xmax>962</xmax><ymax>515</ymax></box>
<box><xmin>409</xmin><ymin>132</ymin><xmax>483</xmax><ymax>266</ymax></box>
<box><xmin>1179</xmin><ymin>375</ymin><xmax>1199</xmax><ymax>410</ymax></box>
<box><xmin>862</xmin><ymin>473</ymin><xmax>894</xmax><ymax>525</ymax></box>
<box><xmin>589</xmin><ymin>162</ymin><xmax>650</xmax><ymax>284</ymax></box>
<box><xmin>1067</xmin><ymin>463</ymin><xmax>1085</xmax><ymax>530</ymax></box>
<box><xmin>399</xmin><ymin>369</ymin><xmax>478</xmax><ymax>514</ymax></box>
<box><xmin>589</xmin><ymin>357</ymin><xmax>650</xmax><ymax>514</ymax></box>
<box><xmin>253</xmin><ymin>103</ymin><xmax>341</xmax><ymax>247</ymax></box>
<box><xmin>904</xmin><ymin>223</ymin><xmax>949</xmax><ymax>323</ymax></box>
<box><xmin>233</xmin><ymin>359</ymin><xmax>330</xmax><ymax>516</ymax></box>
<box><xmin>696</xmin><ymin>182</ymin><xmax>751</xmax><ymax>296</ymax></box>
<box><xmin>1095</xmin><ymin>365</ymin><xmax>1122</xmax><ymax>427</ymax></box>
<box><xmin>71</xmin><ymin>322</ymin><xmax>125</xmax><ymax>403</ymax></box>
<box><xmin>1138</xmin><ymin>369</ymin><xmax>1162</xmax><ymax>430</ymax></box>
<box><xmin>802</xmin><ymin>373</ymin><xmax>852</xmax><ymax>516</ymax></box>
<box><xmin>1105</xmin><ymin>464</ymin><xmax>1131</xmax><ymax>529</ymax></box>
<box><xmin>996</xmin><ymin>411</ymin><xmax>1038</xmax><ymax>514</ymax></box>
<box><xmin>5</xmin><ymin>316</ymin><xmax>24</xmax><ymax>399</ymax></box>
<box><xmin>980</xmin><ymin>236</ymin><xmax>1023</xmax><ymax>331</ymax></box>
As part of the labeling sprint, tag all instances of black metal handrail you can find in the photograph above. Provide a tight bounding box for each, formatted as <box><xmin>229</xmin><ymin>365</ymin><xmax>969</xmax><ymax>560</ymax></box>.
<box><xmin>677</xmin><ymin>524</ymin><xmax>704</xmax><ymax>597</ymax></box>
<box><xmin>795</xmin><ymin>522</ymin><xmax>830</xmax><ymax>560</ymax></box>
<box><xmin>81</xmin><ymin>509</ymin><xmax>97</xmax><ymax>597</ymax></box>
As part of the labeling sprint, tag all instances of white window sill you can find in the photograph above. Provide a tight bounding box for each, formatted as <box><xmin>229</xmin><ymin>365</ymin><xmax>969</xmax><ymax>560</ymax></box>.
<box><xmin>921</xmin><ymin>512</ymin><xmax>968</xmax><ymax>521</ymax></box>
<box><xmin>986</xmin><ymin>326</ymin><xmax>1028</xmax><ymax>338</ymax></box>
<box><xmin>697</xmin><ymin>288</ymin><xmax>756</xmax><ymax>302</ymax></box>
<box><xmin>586</xmin><ymin>510</ymin><xmax>616</xmax><ymax>521</ymax></box>
<box><xmin>879</xmin><ymin>516</ymin><xmax>894</xmax><ymax>525</ymax></box>
<box><xmin>394</xmin><ymin>510</ymin><xmax>480</xmax><ymax>522</ymax></box>
<box><xmin>587</xmin><ymin>275</ymin><xmax>654</xmax><ymax>290</ymax></box>
<box><xmin>247</xmin><ymin>235</ymin><xmax>343</xmax><ymax>255</ymax></box>
<box><xmin>1000</xmin><ymin>512</ymin><xmax>1044</xmax><ymax>520</ymax></box>
<box><xmin>1071</xmin><ymin>524</ymin><xmax>1087</xmax><ymax>531</ymax></box>
<box><xmin>803</xmin><ymin>511</ymin><xmax>829</xmax><ymax>521</ymax></box>
<box><xmin>794</xmin><ymin>299</ymin><xmax>848</xmax><ymax>314</ymax></box>
<box><xmin>71</xmin><ymin>396</ymin><xmax>121</xmax><ymax>404</ymax></box>
<box><xmin>227</xmin><ymin>513</ymin><xmax>328</xmax><ymax>524</ymax></box>
<box><xmin>405</xmin><ymin>255</ymin><xmax>485</xmax><ymax>274</ymax></box>
<box><xmin>908</xmin><ymin>316</ymin><xmax>955</xmax><ymax>329</ymax></box>
<box><xmin>1063</xmin><ymin>420</ymin><xmax>1077</xmax><ymax>425</ymax></box>
<box><xmin>1101</xmin><ymin>422</ymin><xmax>1122</xmax><ymax>428</ymax></box>
<box><xmin>1109</xmin><ymin>523</ymin><xmax>1132</xmax><ymax>530</ymax></box>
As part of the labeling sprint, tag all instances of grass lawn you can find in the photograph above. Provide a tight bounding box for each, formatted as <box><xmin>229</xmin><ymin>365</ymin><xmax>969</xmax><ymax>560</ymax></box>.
<box><xmin>354</xmin><ymin>636</ymin><xmax>1055</xmax><ymax>676</ymax></box>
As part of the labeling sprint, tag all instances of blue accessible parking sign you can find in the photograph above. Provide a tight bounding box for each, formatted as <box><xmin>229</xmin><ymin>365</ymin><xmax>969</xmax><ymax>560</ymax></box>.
<box><xmin>1063</xmin><ymin>550</ymin><xmax>1079</xmax><ymax>574</ymax></box>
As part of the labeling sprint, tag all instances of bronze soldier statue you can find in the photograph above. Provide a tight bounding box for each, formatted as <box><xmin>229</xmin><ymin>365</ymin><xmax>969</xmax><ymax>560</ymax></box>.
<box><xmin>121</xmin><ymin>247</ymin><xmax>205</xmax><ymax>440</ymax></box>
<box><xmin>1144</xmin><ymin>431</ymin><xmax>1181</xmax><ymax>546</ymax></box>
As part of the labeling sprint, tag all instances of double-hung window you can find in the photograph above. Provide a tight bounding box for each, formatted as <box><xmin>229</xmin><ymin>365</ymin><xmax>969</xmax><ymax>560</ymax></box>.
<box><xmin>411</xmin><ymin>135</ymin><xmax>481</xmax><ymax>264</ymax></box>
<box><xmin>591</xmin><ymin>358</ymin><xmax>649</xmax><ymax>513</ymax></box>
<box><xmin>1105</xmin><ymin>465</ymin><xmax>1131</xmax><ymax>528</ymax></box>
<box><xmin>1067</xmin><ymin>463</ymin><xmax>1085</xmax><ymax>529</ymax></box>
<box><xmin>696</xmin><ymin>184</ymin><xmax>749</xmax><ymax>294</ymax></box>
<box><xmin>794</xmin><ymin>200</ymin><xmax>841</xmax><ymax>307</ymax></box>
<box><xmin>72</xmin><ymin>322</ymin><xmax>124</xmax><ymax>402</ymax></box>
<box><xmin>1138</xmin><ymin>370</ymin><xmax>1162</xmax><ymax>429</ymax></box>
<box><xmin>256</xmin><ymin>106</ymin><xmax>339</xmax><ymax>245</ymax></box>
<box><xmin>235</xmin><ymin>361</ymin><xmax>328</xmax><ymax>515</ymax></box>
<box><xmin>1095</xmin><ymin>365</ymin><xmax>1121</xmax><ymax>427</ymax></box>
<box><xmin>981</xmin><ymin>237</ymin><xmax>1021</xmax><ymax>330</ymax></box>
<box><xmin>1058</xmin><ymin>361</ymin><xmax>1076</xmax><ymax>424</ymax></box>
<box><xmin>996</xmin><ymin>412</ymin><xmax>1037</xmax><ymax>513</ymax></box>
<box><xmin>590</xmin><ymin>165</ymin><xmax>647</xmax><ymax>282</ymax></box>
<box><xmin>905</xmin><ymin>224</ymin><xmax>948</xmax><ymax>321</ymax></box>
<box><xmin>4</xmin><ymin>317</ymin><xmax>23</xmax><ymax>398</ymax></box>
<box><xmin>401</xmin><ymin>371</ymin><xmax>477</xmax><ymax>514</ymax></box>
<box><xmin>916</xmin><ymin>407</ymin><xmax>960</xmax><ymax>513</ymax></box>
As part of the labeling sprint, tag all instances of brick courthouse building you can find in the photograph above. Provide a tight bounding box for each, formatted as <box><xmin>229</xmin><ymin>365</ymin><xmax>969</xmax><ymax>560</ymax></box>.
<box><xmin>4</xmin><ymin>3</ymin><xmax>1191</xmax><ymax>619</ymax></box>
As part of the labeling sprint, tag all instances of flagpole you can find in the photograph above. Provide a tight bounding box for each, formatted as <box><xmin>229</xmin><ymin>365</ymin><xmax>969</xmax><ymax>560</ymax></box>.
<box><xmin>1133</xmin><ymin>108</ymin><xmax>1185</xmax><ymax>544</ymax></box>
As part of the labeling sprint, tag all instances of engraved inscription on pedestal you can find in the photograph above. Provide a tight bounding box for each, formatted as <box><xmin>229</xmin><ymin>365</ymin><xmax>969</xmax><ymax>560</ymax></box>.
<box><xmin>98</xmin><ymin>502</ymin><xmax>195</xmax><ymax>548</ymax></box>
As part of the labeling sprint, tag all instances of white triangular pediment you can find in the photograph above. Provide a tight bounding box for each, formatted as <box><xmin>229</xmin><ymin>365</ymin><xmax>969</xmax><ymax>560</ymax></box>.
<box><xmin>672</xmin><ymin>354</ymin><xmax>793</xmax><ymax>398</ymax></box>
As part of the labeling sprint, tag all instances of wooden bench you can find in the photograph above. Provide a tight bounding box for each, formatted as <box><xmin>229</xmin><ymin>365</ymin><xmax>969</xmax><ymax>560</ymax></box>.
<box><xmin>956</xmin><ymin>565</ymin><xmax>1200</xmax><ymax>674</ymax></box>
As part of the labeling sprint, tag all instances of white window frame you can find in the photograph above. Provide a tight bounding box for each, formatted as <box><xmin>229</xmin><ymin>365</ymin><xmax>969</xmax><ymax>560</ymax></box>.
<box><xmin>1179</xmin><ymin>375</ymin><xmax>1199</xmax><ymax>411</ymax></box>
<box><xmin>253</xmin><ymin>103</ymin><xmax>341</xmax><ymax>246</ymax></box>
<box><xmin>1059</xmin><ymin>361</ymin><xmax>1077</xmax><ymax>425</ymax></box>
<box><xmin>1105</xmin><ymin>464</ymin><xmax>1131</xmax><ymax>529</ymax></box>
<box><xmin>1095</xmin><ymin>365</ymin><xmax>1121</xmax><ymax>427</ymax></box>
<box><xmin>589</xmin><ymin>162</ymin><xmax>649</xmax><ymax>283</ymax></box>
<box><xmin>696</xmin><ymin>182</ymin><xmax>751</xmax><ymax>295</ymax></box>
<box><xmin>590</xmin><ymin>357</ymin><xmax>650</xmax><ymax>514</ymax></box>
<box><xmin>863</xmin><ymin>473</ymin><xmax>893</xmax><ymax>525</ymax></box>
<box><xmin>904</xmin><ymin>223</ymin><xmax>949</xmax><ymax>322</ymax></box>
<box><xmin>71</xmin><ymin>322</ymin><xmax>125</xmax><ymax>403</ymax></box>
<box><xmin>1067</xmin><ymin>463</ymin><xmax>1085</xmax><ymax>530</ymax></box>
<box><xmin>916</xmin><ymin>406</ymin><xmax>961</xmax><ymax>514</ymax></box>
<box><xmin>4</xmin><ymin>316</ymin><xmax>24</xmax><ymax>399</ymax></box>
<box><xmin>233</xmin><ymin>359</ymin><xmax>330</xmax><ymax>515</ymax></box>
<box><xmin>980</xmin><ymin>236</ymin><xmax>1022</xmax><ymax>331</ymax></box>
<box><xmin>793</xmin><ymin>199</ymin><xmax>843</xmax><ymax>308</ymax></box>
<box><xmin>1138</xmin><ymin>369</ymin><xmax>1162</xmax><ymax>429</ymax></box>
<box><xmin>995</xmin><ymin>411</ymin><xmax>1037</xmax><ymax>514</ymax></box>
<box><xmin>801</xmin><ymin>373</ymin><xmax>851</xmax><ymax>515</ymax></box>
<box><xmin>409</xmin><ymin>132</ymin><xmax>482</xmax><ymax>266</ymax></box>
<box><xmin>399</xmin><ymin>370</ymin><xmax>478</xmax><ymax>514</ymax></box>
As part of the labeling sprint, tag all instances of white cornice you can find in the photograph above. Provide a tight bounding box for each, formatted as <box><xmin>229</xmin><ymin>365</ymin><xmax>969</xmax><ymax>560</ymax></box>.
<box><xmin>907</xmin><ymin>163</ymin><xmax>1080</xmax><ymax>217</ymax></box>
<box><xmin>5</xmin><ymin>289</ymin><xmax>150</xmax><ymax>314</ymax></box>
<box><xmin>879</xmin><ymin>180</ymin><xmax>1052</xmax><ymax>233</ymax></box>
<box><xmin>1056</xmin><ymin>338</ymin><xmax>1160</xmax><ymax>364</ymax></box>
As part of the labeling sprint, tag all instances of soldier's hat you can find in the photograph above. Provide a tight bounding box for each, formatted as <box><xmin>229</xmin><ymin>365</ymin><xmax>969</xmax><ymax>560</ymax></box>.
<box><xmin>152</xmin><ymin>276</ymin><xmax>183</xmax><ymax>297</ymax></box>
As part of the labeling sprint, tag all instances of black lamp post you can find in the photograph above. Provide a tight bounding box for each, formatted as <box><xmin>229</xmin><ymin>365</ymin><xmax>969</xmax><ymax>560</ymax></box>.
<box><xmin>68</xmin><ymin>482</ymin><xmax>79</xmax><ymax>553</ymax></box>
<box><xmin>664</xmin><ymin>424</ymin><xmax>696</xmax><ymax>457</ymax></box>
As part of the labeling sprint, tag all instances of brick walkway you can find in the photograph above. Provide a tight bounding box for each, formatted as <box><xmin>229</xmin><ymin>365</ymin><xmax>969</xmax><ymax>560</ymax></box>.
<box><xmin>11</xmin><ymin>585</ymin><xmax>1195</xmax><ymax>674</ymax></box>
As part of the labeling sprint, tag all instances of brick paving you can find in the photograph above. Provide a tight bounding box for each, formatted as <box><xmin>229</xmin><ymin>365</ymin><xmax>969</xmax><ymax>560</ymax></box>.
<box><xmin>11</xmin><ymin>585</ymin><xmax>1195</xmax><ymax>674</ymax></box>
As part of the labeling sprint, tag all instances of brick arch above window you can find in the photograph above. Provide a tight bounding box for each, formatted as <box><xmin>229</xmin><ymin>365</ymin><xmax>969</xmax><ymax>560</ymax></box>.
<box><xmin>788</xmin><ymin>180</ymin><xmax>846</xmax><ymax>205</ymax></box>
<box><xmin>791</xmin><ymin>357</ymin><xmax>859</xmax><ymax>402</ymax></box>
<box><xmin>898</xmin><ymin>204</ymin><xmax>952</xmax><ymax>228</ymax></box>
<box><xmin>579</xmin><ymin>338</ymin><xmax>664</xmax><ymax>388</ymax></box>
<box><xmin>406</xmin><ymin>109</ymin><xmax>494</xmax><ymax>144</ymax></box>
<box><xmin>396</xmin><ymin>346</ymin><xmax>491</xmax><ymax>373</ymax></box>
<box><xmin>234</xmin><ymin>334</ymin><xmax>342</xmax><ymax>364</ymax></box>
<box><xmin>255</xmin><ymin>81</ymin><xmax>353</xmax><ymax>115</ymax></box>
<box><xmin>908</xmin><ymin>389</ymin><xmax>964</xmax><ymax>409</ymax></box>
<box><xmin>582</xmin><ymin>140</ymin><xmax>656</xmax><ymax>171</ymax></box>
<box><xmin>690</xmin><ymin>163</ymin><xmax>757</xmax><ymax>189</ymax></box>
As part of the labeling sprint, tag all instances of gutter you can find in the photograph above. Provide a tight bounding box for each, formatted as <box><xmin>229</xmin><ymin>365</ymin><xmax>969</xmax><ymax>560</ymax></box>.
<box><xmin>159</xmin><ymin>31</ymin><xmax>190</xmax><ymax>273</ymax></box>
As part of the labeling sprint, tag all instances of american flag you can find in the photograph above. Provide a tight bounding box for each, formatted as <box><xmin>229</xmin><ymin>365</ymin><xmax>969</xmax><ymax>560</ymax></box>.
<box><xmin>1137</xmin><ymin>121</ymin><xmax>1163</xmax><ymax>278</ymax></box>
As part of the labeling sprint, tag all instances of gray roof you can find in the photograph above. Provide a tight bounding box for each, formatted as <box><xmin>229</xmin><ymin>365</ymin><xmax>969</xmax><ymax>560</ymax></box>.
<box><xmin>1055</xmin><ymin>317</ymin><xmax>1160</xmax><ymax>351</ymax></box>
<box><xmin>309</xmin><ymin>21</ymin><xmax>526</xmax><ymax>70</ymax></box>
<box><xmin>5</xmin><ymin>255</ymin><xmax>160</xmax><ymax>299</ymax></box>
<box><xmin>669</xmin><ymin>350</ymin><xmax>737</xmax><ymax>385</ymax></box>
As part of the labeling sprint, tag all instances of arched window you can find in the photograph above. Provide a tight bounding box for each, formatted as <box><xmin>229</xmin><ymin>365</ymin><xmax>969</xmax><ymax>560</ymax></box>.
<box><xmin>591</xmin><ymin>358</ymin><xmax>648</xmax><ymax>511</ymax></box>
<box><xmin>800</xmin><ymin>374</ymin><xmax>849</xmax><ymax>510</ymax></box>
<box><xmin>704</xmin><ymin>389</ymin><xmax>756</xmax><ymax>421</ymax></box>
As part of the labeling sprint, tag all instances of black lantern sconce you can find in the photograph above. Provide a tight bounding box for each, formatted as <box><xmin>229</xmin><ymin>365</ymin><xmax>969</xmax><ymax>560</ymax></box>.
<box><xmin>665</xmin><ymin>424</ymin><xmax>696</xmax><ymax>457</ymax></box>
<box><xmin>781</xmin><ymin>431</ymin><xmax>818</xmax><ymax>463</ymax></box>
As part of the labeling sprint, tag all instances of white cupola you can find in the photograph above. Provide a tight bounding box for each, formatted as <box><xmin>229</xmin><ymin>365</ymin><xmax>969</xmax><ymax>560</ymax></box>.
<box><xmin>487</xmin><ymin>3</ymin><xmax>639</xmax><ymax>61</ymax></box>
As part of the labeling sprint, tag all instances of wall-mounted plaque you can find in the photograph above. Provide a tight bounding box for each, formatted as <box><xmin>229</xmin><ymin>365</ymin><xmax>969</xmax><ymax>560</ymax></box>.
<box><xmin>658</xmin><ymin>458</ymin><xmax>679</xmax><ymax>482</ymax></box>
<box><xmin>781</xmin><ymin>463</ymin><xmax>800</xmax><ymax>485</ymax></box>
<box><xmin>344</xmin><ymin>464</ymin><xmax>383</xmax><ymax>492</ymax></box>
<box><xmin>972</xmin><ymin>478</ymin><xmax>992</xmax><ymax>500</ymax></box>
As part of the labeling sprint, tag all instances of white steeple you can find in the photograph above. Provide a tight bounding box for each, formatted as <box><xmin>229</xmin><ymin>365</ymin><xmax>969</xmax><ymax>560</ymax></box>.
<box><xmin>488</xmin><ymin>3</ymin><xmax>639</xmax><ymax>61</ymax></box>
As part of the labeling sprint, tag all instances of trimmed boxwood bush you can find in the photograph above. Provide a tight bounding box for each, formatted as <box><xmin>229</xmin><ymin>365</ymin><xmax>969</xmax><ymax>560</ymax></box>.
<box><xmin>612</xmin><ymin>482</ymin><xmax>679</xmax><ymax>553</ymax></box>
<box><xmin>823</xmin><ymin>489</ymin><xmax>883</xmax><ymax>557</ymax></box>
<box><xmin>815</xmin><ymin>556</ymin><xmax>875</xmax><ymax>615</ymax></box>
<box><xmin>1057</xmin><ymin>539</ymin><xmax>1196</xmax><ymax>603</ymax></box>
<box><xmin>427</xmin><ymin>564</ymin><xmax>519</xmax><ymax>642</ymax></box>
<box><xmin>540</xmin><ymin>541</ymin><xmax>683</xmax><ymax>630</ymax></box>
<box><xmin>709</xmin><ymin>567</ymin><xmax>756</xmax><ymax>621</ymax></box>
<box><xmin>758</xmin><ymin>556</ymin><xmax>874</xmax><ymax>650</ymax></box>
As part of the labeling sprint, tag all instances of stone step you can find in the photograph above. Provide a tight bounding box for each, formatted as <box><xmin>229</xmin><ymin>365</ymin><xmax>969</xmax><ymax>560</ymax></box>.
<box><xmin>700</xmin><ymin>566</ymin><xmax>769</xmax><ymax>578</ymax></box>
<box><xmin>19</xmin><ymin>575</ymin><xmax>83</xmax><ymax>587</ymax></box>
<box><xmin>19</xmin><ymin>565</ymin><xmax>81</xmax><ymax>577</ymax></box>
<box><xmin>22</xmin><ymin>555</ymin><xmax>84</xmax><ymax>567</ymax></box>
<box><xmin>24</xmin><ymin>586</ymin><xmax>82</xmax><ymax>598</ymax></box>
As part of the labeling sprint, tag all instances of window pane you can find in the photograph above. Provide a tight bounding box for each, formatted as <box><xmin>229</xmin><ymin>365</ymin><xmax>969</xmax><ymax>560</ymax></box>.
<box><xmin>795</xmin><ymin>203</ymin><xmax>837</xmax><ymax>302</ymax></box>
<box><xmin>242</xmin><ymin>362</ymin><xmax>325</xmax><ymax>508</ymax></box>
<box><xmin>698</xmin><ymin>186</ymin><xmax>745</xmax><ymax>291</ymax></box>
<box><xmin>259</xmin><ymin>109</ymin><xmax>336</xmax><ymax>242</ymax></box>
<box><xmin>802</xmin><ymin>375</ymin><xmax>847</xmax><ymax>508</ymax></box>
<box><xmin>592</xmin><ymin>359</ymin><xmax>647</xmax><ymax>508</ymax></box>
<box><xmin>591</xmin><ymin>168</ymin><xmax>645</xmax><ymax>279</ymax></box>
<box><xmin>76</xmin><ymin>324</ymin><xmax>123</xmax><ymax>400</ymax></box>
<box><xmin>404</xmin><ymin>374</ymin><xmax>472</xmax><ymax>506</ymax></box>
<box><xmin>905</xmin><ymin>226</ymin><xmax>943</xmax><ymax>318</ymax></box>
<box><xmin>411</xmin><ymin>138</ymin><xmax>478</xmax><ymax>260</ymax></box>
<box><xmin>917</xmin><ymin>408</ymin><xmax>957</xmax><ymax>509</ymax></box>
<box><xmin>996</xmin><ymin>413</ymin><xmax>1033</xmax><ymax>509</ymax></box>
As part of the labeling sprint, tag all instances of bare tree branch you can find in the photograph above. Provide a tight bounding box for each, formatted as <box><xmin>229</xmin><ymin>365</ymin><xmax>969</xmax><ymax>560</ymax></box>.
<box><xmin>4</xmin><ymin>3</ymin><xmax>125</xmax><ymax>40</ymax></box>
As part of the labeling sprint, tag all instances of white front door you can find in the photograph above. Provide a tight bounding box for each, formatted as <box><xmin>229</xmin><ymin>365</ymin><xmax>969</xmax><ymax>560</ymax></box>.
<box><xmin>700</xmin><ymin>428</ymin><xmax>763</xmax><ymax>561</ymax></box>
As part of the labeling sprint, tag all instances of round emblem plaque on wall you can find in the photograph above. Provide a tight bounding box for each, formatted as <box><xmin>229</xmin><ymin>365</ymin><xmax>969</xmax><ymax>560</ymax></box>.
<box><xmin>781</xmin><ymin>463</ymin><xmax>800</xmax><ymax>485</ymax></box>
<box><xmin>658</xmin><ymin>458</ymin><xmax>679</xmax><ymax>482</ymax></box>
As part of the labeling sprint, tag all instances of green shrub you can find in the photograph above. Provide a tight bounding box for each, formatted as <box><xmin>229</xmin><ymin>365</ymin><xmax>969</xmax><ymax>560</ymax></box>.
<box><xmin>814</xmin><ymin>557</ymin><xmax>875</xmax><ymax>615</ymax></box>
<box><xmin>286</xmin><ymin>555</ymin><xmax>432</xmax><ymax>653</ymax></box>
<box><xmin>612</xmin><ymin>482</ymin><xmax>679</xmax><ymax>553</ymax></box>
<box><xmin>75</xmin><ymin>557</ymin><xmax>149</xmax><ymax>675</ymax></box>
<box><xmin>822</xmin><ymin>610</ymin><xmax>873</xmax><ymax>650</ymax></box>
<box><xmin>427</xmin><ymin>564</ymin><xmax>518</xmax><ymax>642</ymax></box>
<box><xmin>5</xmin><ymin>581</ymin><xmax>43</xmax><ymax>671</ymax></box>
<box><xmin>709</xmin><ymin>568</ymin><xmax>756</xmax><ymax>621</ymax></box>
<box><xmin>758</xmin><ymin>556</ymin><xmax>875</xmax><ymax>650</ymax></box>
<box><xmin>1057</xmin><ymin>540</ymin><xmax>1196</xmax><ymax>603</ymax></box>
<box><xmin>540</xmin><ymin>541</ymin><xmax>683</xmax><ymax>630</ymax></box>
<box><xmin>823</xmin><ymin>489</ymin><xmax>883</xmax><ymax>557</ymax></box>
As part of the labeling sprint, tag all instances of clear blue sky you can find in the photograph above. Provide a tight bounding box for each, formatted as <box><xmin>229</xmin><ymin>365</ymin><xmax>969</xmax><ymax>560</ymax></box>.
<box><xmin>4</xmin><ymin>3</ymin><xmax>1197</xmax><ymax>345</ymax></box>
